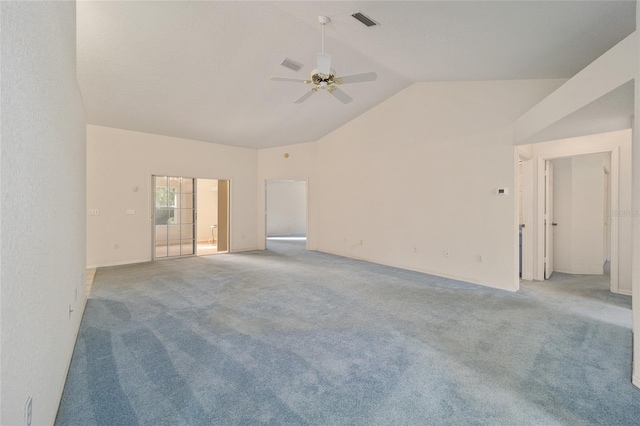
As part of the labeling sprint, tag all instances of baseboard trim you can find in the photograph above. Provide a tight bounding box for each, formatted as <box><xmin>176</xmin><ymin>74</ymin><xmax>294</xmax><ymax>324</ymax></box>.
<box><xmin>231</xmin><ymin>247</ymin><xmax>259</xmax><ymax>253</ymax></box>
<box><xmin>86</xmin><ymin>258</ymin><xmax>151</xmax><ymax>269</ymax></box>
<box><xmin>633</xmin><ymin>374</ymin><xmax>640</xmax><ymax>389</ymax></box>
<box><xmin>51</xmin><ymin>281</ymin><xmax>89</xmax><ymax>424</ymax></box>
<box><xmin>315</xmin><ymin>247</ymin><xmax>519</xmax><ymax>292</ymax></box>
<box><xmin>554</xmin><ymin>267</ymin><xmax>604</xmax><ymax>275</ymax></box>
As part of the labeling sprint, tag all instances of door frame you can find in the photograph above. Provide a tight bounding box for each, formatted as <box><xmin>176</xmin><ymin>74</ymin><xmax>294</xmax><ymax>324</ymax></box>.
<box><xmin>603</xmin><ymin>166</ymin><xmax>611</xmax><ymax>263</ymax></box>
<box><xmin>525</xmin><ymin>148</ymin><xmax>620</xmax><ymax>292</ymax></box>
<box><xmin>518</xmin><ymin>153</ymin><xmax>535</xmax><ymax>281</ymax></box>
<box><xmin>544</xmin><ymin>160</ymin><xmax>554</xmax><ymax>279</ymax></box>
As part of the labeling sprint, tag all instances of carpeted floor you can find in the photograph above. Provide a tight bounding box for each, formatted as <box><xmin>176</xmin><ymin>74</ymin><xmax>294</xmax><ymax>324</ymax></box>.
<box><xmin>56</xmin><ymin>240</ymin><xmax>640</xmax><ymax>425</ymax></box>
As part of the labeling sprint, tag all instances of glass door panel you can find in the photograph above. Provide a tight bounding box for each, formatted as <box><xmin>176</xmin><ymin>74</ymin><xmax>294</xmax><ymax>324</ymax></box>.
<box><xmin>182</xmin><ymin>178</ymin><xmax>194</xmax><ymax>194</ymax></box>
<box><xmin>181</xmin><ymin>242</ymin><xmax>194</xmax><ymax>255</ymax></box>
<box><xmin>181</xmin><ymin>194</ymin><xmax>194</xmax><ymax>208</ymax></box>
<box><xmin>153</xmin><ymin>175</ymin><xmax>196</xmax><ymax>259</ymax></box>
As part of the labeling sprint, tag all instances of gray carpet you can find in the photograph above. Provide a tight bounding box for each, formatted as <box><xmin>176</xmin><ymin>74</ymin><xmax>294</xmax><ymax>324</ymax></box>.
<box><xmin>56</xmin><ymin>240</ymin><xmax>640</xmax><ymax>425</ymax></box>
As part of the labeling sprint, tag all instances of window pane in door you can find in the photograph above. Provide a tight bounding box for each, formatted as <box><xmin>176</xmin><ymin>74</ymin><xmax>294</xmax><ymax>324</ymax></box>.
<box><xmin>181</xmin><ymin>194</ymin><xmax>193</xmax><ymax>208</ymax></box>
<box><xmin>168</xmin><ymin>239</ymin><xmax>181</xmax><ymax>256</ymax></box>
<box><xmin>172</xmin><ymin>208</ymin><xmax>181</xmax><ymax>225</ymax></box>
<box><xmin>155</xmin><ymin>244</ymin><xmax>168</xmax><ymax>258</ymax></box>
<box><xmin>181</xmin><ymin>224</ymin><xmax>194</xmax><ymax>239</ymax></box>
<box><xmin>182</xmin><ymin>179</ymin><xmax>194</xmax><ymax>194</ymax></box>
<box><xmin>167</xmin><ymin>224</ymin><xmax>180</xmax><ymax>242</ymax></box>
<box><xmin>155</xmin><ymin>207</ymin><xmax>174</xmax><ymax>225</ymax></box>
<box><xmin>155</xmin><ymin>176</ymin><xmax>167</xmax><ymax>190</ymax></box>
<box><xmin>181</xmin><ymin>209</ymin><xmax>193</xmax><ymax>224</ymax></box>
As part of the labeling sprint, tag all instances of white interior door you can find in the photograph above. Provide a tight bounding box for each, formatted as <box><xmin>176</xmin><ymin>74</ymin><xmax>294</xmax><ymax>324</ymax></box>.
<box><xmin>545</xmin><ymin>161</ymin><xmax>554</xmax><ymax>279</ymax></box>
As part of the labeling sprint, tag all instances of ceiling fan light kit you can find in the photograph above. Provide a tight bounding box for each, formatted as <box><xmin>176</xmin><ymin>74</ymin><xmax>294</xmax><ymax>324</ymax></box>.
<box><xmin>270</xmin><ymin>15</ymin><xmax>377</xmax><ymax>104</ymax></box>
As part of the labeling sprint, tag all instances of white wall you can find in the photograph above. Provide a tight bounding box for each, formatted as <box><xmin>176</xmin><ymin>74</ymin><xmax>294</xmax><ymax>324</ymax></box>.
<box><xmin>529</xmin><ymin>130</ymin><xmax>632</xmax><ymax>293</ymax></box>
<box><xmin>306</xmin><ymin>80</ymin><xmax>563</xmax><ymax>291</ymax></box>
<box><xmin>1</xmin><ymin>2</ymin><xmax>87</xmax><ymax>425</ymax></box>
<box><xmin>86</xmin><ymin>125</ymin><xmax>257</xmax><ymax>267</ymax></box>
<box><xmin>552</xmin><ymin>153</ymin><xmax>606</xmax><ymax>274</ymax></box>
<box><xmin>196</xmin><ymin>179</ymin><xmax>218</xmax><ymax>242</ymax></box>
<box><xmin>266</xmin><ymin>180</ymin><xmax>307</xmax><ymax>236</ymax></box>
<box><xmin>515</xmin><ymin>31</ymin><xmax>636</xmax><ymax>144</ymax></box>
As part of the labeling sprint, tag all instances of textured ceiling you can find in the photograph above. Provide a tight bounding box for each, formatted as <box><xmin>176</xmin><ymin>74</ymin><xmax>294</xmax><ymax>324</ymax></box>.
<box><xmin>77</xmin><ymin>1</ymin><xmax>636</xmax><ymax>149</ymax></box>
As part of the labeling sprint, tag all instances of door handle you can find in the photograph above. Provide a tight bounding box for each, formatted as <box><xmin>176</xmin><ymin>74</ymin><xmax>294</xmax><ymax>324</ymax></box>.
<box><xmin>552</xmin><ymin>222</ymin><xmax>558</xmax><ymax>226</ymax></box>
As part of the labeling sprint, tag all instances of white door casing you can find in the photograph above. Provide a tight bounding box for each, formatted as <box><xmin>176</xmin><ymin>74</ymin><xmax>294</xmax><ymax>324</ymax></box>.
<box><xmin>545</xmin><ymin>160</ymin><xmax>555</xmax><ymax>279</ymax></box>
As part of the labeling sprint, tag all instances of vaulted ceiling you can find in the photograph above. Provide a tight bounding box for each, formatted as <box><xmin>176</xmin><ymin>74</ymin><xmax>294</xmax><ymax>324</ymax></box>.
<box><xmin>77</xmin><ymin>1</ymin><xmax>636</xmax><ymax>149</ymax></box>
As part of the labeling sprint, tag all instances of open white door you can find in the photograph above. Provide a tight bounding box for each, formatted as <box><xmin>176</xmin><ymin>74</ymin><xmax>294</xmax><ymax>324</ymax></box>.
<box><xmin>545</xmin><ymin>161</ymin><xmax>555</xmax><ymax>279</ymax></box>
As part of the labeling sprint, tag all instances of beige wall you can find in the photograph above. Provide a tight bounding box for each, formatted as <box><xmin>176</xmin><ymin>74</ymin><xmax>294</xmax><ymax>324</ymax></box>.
<box><xmin>86</xmin><ymin>125</ymin><xmax>257</xmax><ymax>267</ymax></box>
<box><xmin>1</xmin><ymin>2</ymin><xmax>87</xmax><ymax>424</ymax></box>
<box><xmin>304</xmin><ymin>80</ymin><xmax>563</xmax><ymax>291</ymax></box>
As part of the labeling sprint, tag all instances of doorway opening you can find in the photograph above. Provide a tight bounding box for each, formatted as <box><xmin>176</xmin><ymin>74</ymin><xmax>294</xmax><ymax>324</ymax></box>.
<box><xmin>547</xmin><ymin>153</ymin><xmax>611</xmax><ymax>280</ymax></box>
<box><xmin>518</xmin><ymin>145</ymin><xmax>620</xmax><ymax>293</ymax></box>
<box><xmin>265</xmin><ymin>179</ymin><xmax>307</xmax><ymax>249</ymax></box>
<box><xmin>152</xmin><ymin>175</ymin><xmax>229</xmax><ymax>259</ymax></box>
<box><xmin>195</xmin><ymin>179</ymin><xmax>230</xmax><ymax>256</ymax></box>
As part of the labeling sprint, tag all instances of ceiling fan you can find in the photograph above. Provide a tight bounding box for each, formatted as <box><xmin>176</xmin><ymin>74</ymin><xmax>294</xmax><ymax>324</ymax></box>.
<box><xmin>270</xmin><ymin>15</ymin><xmax>377</xmax><ymax>104</ymax></box>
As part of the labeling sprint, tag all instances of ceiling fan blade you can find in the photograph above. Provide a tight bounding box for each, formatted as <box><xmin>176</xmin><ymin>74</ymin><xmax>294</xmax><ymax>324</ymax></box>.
<box><xmin>270</xmin><ymin>76</ymin><xmax>308</xmax><ymax>83</ymax></box>
<box><xmin>336</xmin><ymin>72</ymin><xmax>377</xmax><ymax>85</ymax></box>
<box><xmin>317</xmin><ymin>53</ymin><xmax>331</xmax><ymax>75</ymax></box>
<box><xmin>329</xmin><ymin>87</ymin><xmax>353</xmax><ymax>104</ymax></box>
<box><xmin>294</xmin><ymin>89</ymin><xmax>316</xmax><ymax>104</ymax></box>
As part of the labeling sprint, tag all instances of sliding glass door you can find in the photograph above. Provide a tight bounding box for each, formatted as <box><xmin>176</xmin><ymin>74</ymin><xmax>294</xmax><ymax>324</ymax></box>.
<box><xmin>153</xmin><ymin>176</ymin><xmax>195</xmax><ymax>258</ymax></box>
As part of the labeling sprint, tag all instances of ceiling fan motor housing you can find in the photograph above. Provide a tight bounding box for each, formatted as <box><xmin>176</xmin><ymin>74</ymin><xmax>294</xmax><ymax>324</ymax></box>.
<box><xmin>311</xmin><ymin>69</ymin><xmax>336</xmax><ymax>86</ymax></box>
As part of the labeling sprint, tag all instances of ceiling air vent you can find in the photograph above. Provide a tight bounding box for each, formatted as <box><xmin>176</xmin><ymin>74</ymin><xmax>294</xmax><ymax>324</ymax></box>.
<box><xmin>281</xmin><ymin>58</ymin><xmax>303</xmax><ymax>72</ymax></box>
<box><xmin>352</xmin><ymin>12</ymin><xmax>378</xmax><ymax>27</ymax></box>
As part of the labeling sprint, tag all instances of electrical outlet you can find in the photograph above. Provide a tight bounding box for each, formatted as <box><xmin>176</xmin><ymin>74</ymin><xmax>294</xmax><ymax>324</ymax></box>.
<box><xmin>477</xmin><ymin>255</ymin><xmax>483</xmax><ymax>262</ymax></box>
<box><xmin>114</xmin><ymin>242</ymin><xmax>119</xmax><ymax>249</ymax></box>
<box><xmin>444</xmin><ymin>250</ymin><xmax>450</xmax><ymax>257</ymax></box>
<box><xmin>25</xmin><ymin>396</ymin><xmax>32</xmax><ymax>426</ymax></box>
<box><xmin>413</xmin><ymin>247</ymin><xmax>418</xmax><ymax>253</ymax></box>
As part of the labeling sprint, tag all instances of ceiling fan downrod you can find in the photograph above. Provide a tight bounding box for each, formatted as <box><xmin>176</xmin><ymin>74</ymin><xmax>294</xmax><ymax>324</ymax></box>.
<box><xmin>318</xmin><ymin>15</ymin><xmax>330</xmax><ymax>54</ymax></box>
